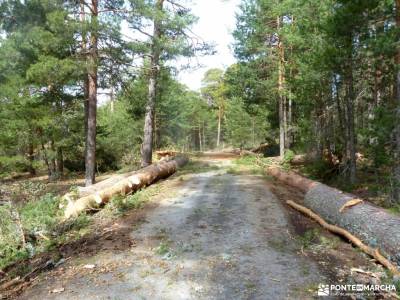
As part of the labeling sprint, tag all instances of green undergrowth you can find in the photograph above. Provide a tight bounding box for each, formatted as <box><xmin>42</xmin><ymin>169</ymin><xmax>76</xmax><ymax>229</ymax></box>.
<box><xmin>227</xmin><ymin>154</ymin><xmax>275</xmax><ymax>175</ymax></box>
<box><xmin>178</xmin><ymin>160</ymin><xmax>220</xmax><ymax>175</ymax></box>
<box><xmin>297</xmin><ymin>228</ymin><xmax>340</xmax><ymax>251</ymax></box>
<box><xmin>231</xmin><ymin>155</ymin><xmax>260</xmax><ymax>174</ymax></box>
<box><xmin>387</xmin><ymin>205</ymin><xmax>400</xmax><ymax>215</ymax></box>
<box><xmin>0</xmin><ymin>177</ymin><xmax>164</xmax><ymax>272</ymax></box>
<box><xmin>298</xmin><ymin>158</ymin><xmax>395</xmax><ymax>208</ymax></box>
<box><xmin>104</xmin><ymin>183</ymin><xmax>162</xmax><ymax>216</ymax></box>
<box><xmin>0</xmin><ymin>193</ymin><xmax>63</xmax><ymax>270</ymax></box>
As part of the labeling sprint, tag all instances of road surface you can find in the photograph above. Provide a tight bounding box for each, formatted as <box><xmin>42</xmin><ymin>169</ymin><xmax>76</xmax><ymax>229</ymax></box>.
<box><xmin>19</xmin><ymin>156</ymin><xmax>330</xmax><ymax>300</ymax></box>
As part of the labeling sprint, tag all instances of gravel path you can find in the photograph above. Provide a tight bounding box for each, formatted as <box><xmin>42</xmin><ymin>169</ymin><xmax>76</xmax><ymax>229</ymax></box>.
<box><xmin>18</xmin><ymin>158</ymin><xmax>328</xmax><ymax>300</ymax></box>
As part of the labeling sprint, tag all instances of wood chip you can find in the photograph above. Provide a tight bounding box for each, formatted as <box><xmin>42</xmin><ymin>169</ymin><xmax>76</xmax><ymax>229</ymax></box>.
<box><xmin>83</xmin><ymin>264</ymin><xmax>96</xmax><ymax>269</ymax></box>
<box><xmin>339</xmin><ymin>198</ymin><xmax>363</xmax><ymax>213</ymax></box>
<box><xmin>51</xmin><ymin>287</ymin><xmax>65</xmax><ymax>293</ymax></box>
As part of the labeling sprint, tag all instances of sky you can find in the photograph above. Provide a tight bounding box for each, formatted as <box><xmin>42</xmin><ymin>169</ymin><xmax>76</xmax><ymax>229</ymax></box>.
<box><xmin>177</xmin><ymin>0</ymin><xmax>241</xmax><ymax>91</ymax></box>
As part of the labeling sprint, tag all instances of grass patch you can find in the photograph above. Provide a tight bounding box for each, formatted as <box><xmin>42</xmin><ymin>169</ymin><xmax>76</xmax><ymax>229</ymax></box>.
<box><xmin>105</xmin><ymin>184</ymin><xmax>162</xmax><ymax>216</ymax></box>
<box><xmin>226</xmin><ymin>155</ymin><xmax>265</xmax><ymax>175</ymax></box>
<box><xmin>0</xmin><ymin>193</ymin><xmax>63</xmax><ymax>269</ymax></box>
<box><xmin>297</xmin><ymin>228</ymin><xmax>341</xmax><ymax>252</ymax></box>
<box><xmin>178</xmin><ymin>161</ymin><xmax>220</xmax><ymax>175</ymax></box>
<box><xmin>297</xmin><ymin>228</ymin><xmax>321</xmax><ymax>249</ymax></box>
<box><xmin>155</xmin><ymin>241</ymin><xmax>171</xmax><ymax>256</ymax></box>
<box><xmin>388</xmin><ymin>205</ymin><xmax>400</xmax><ymax>215</ymax></box>
<box><xmin>234</xmin><ymin>155</ymin><xmax>258</xmax><ymax>166</ymax></box>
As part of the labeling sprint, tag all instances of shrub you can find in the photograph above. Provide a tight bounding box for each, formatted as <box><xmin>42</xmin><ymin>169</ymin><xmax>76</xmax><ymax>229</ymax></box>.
<box><xmin>0</xmin><ymin>194</ymin><xmax>62</xmax><ymax>269</ymax></box>
<box><xmin>0</xmin><ymin>155</ymin><xmax>31</xmax><ymax>177</ymax></box>
<box><xmin>283</xmin><ymin>149</ymin><xmax>295</xmax><ymax>164</ymax></box>
<box><xmin>19</xmin><ymin>193</ymin><xmax>61</xmax><ymax>234</ymax></box>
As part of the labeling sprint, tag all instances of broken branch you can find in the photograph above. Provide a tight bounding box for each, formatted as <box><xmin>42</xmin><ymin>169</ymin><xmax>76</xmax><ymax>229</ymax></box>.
<box><xmin>286</xmin><ymin>200</ymin><xmax>400</xmax><ymax>276</ymax></box>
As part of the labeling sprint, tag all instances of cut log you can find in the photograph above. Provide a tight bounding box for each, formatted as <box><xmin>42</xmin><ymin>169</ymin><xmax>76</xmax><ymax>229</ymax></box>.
<box><xmin>286</xmin><ymin>200</ymin><xmax>400</xmax><ymax>275</ymax></box>
<box><xmin>266</xmin><ymin>166</ymin><xmax>317</xmax><ymax>193</ymax></box>
<box><xmin>240</xmin><ymin>150</ymin><xmax>257</xmax><ymax>156</ymax></box>
<box><xmin>266</xmin><ymin>166</ymin><xmax>400</xmax><ymax>266</ymax></box>
<box><xmin>289</xmin><ymin>154</ymin><xmax>308</xmax><ymax>165</ymax></box>
<box><xmin>156</xmin><ymin>150</ymin><xmax>177</xmax><ymax>159</ymax></box>
<box><xmin>71</xmin><ymin>170</ymin><xmax>140</xmax><ymax>199</ymax></box>
<box><xmin>250</xmin><ymin>143</ymin><xmax>269</xmax><ymax>153</ymax></box>
<box><xmin>64</xmin><ymin>156</ymin><xmax>188</xmax><ymax>218</ymax></box>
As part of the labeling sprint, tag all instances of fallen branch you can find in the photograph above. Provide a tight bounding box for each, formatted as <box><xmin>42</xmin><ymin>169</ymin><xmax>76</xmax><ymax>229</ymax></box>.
<box><xmin>64</xmin><ymin>156</ymin><xmax>188</xmax><ymax>218</ymax></box>
<box><xmin>266</xmin><ymin>166</ymin><xmax>400</xmax><ymax>264</ymax></box>
<box><xmin>0</xmin><ymin>276</ymin><xmax>22</xmax><ymax>291</ymax></box>
<box><xmin>286</xmin><ymin>200</ymin><xmax>400</xmax><ymax>276</ymax></box>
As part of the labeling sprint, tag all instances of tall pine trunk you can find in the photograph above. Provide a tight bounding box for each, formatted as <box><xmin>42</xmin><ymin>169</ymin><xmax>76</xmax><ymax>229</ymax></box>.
<box><xmin>57</xmin><ymin>147</ymin><xmax>63</xmax><ymax>175</ymax></box>
<box><xmin>216</xmin><ymin>107</ymin><xmax>221</xmax><ymax>148</ymax></box>
<box><xmin>199</xmin><ymin>123</ymin><xmax>203</xmax><ymax>152</ymax></box>
<box><xmin>202</xmin><ymin>122</ymin><xmax>206</xmax><ymax>151</ymax></box>
<box><xmin>80</xmin><ymin>0</ymin><xmax>89</xmax><ymax>174</ymax></box>
<box><xmin>287</xmin><ymin>91</ymin><xmax>292</xmax><ymax>147</ymax></box>
<box><xmin>392</xmin><ymin>0</ymin><xmax>400</xmax><ymax>203</ymax></box>
<box><xmin>277</xmin><ymin>16</ymin><xmax>286</xmax><ymax>157</ymax></box>
<box><xmin>85</xmin><ymin>0</ymin><xmax>98</xmax><ymax>186</ymax></box>
<box><xmin>345</xmin><ymin>47</ymin><xmax>357</xmax><ymax>185</ymax></box>
<box><xmin>50</xmin><ymin>139</ymin><xmax>57</xmax><ymax>179</ymax></box>
<box><xmin>27</xmin><ymin>141</ymin><xmax>36</xmax><ymax>176</ymax></box>
<box><xmin>141</xmin><ymin>0</ymin><xmax>163</xmax><ymax>167</ymax></box>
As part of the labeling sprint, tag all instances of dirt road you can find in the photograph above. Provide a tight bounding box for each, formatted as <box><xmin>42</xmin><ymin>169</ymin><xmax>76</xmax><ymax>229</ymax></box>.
<box><xmin>18</xmin><ymin>157</ymin><xmax>333</xmax><ymax>299</ymax></box>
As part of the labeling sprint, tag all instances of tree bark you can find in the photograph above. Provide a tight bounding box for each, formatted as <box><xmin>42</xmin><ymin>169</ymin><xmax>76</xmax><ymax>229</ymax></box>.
<box><xmin>251</xmin><ymin>117</ymin><xmax>255</xmax><ymax>147</ymax></box>
<box><xmin>277</xmin><ymin>16</ymin><xmax>285</xmax><ymax>158</ymax></box>
<box><xmin>283</xmin><ymin>91</ymin><xmax>288</xmax><ymax>149</ymax></box>
<box><xmin>266</xmin><ymin>166</ymin><xmax>400</xmax><ymax>265</ymax></box>
<box><xmin>199</xmin><ymin>123</ymin><xmax>203</xmax><ymax>152</ymax></box>
<box><xmin>57</xmin><ymin>147</ymin><xmax>63</xmax><ymax>175</ymax></box>
<box><xmin>334</xmin><ymin>75</ymin><xmax>347</xmax><ymax>165</ymax></box>
<box><xmin>345</xmin><ymin>52</ymin><xmax>357</xmax><ymax>184</ymax></box>
<box><xmin>141</xmin><ymin>0</ymin><xmax>164</xmax><ymax>167</ymax></box>
<box><xmin>287</xmin><ymin>200</ymin><xmax>399</xmax><ymax>275</ymax></box>
<box><xmin>27</xmin><ymin>142</ymin><xmax>35</xmax><ymax>176</ymax></box>
<box><xmin>202</xmin><ymin>121</ymin><xmax>206</xmax><ymax>151</ymax></box>
<box><xmin>216</xmin><ymin>107</ymin><xmax>221</xmax><ymax>148</ymax></box>
<box><xmin>40</xmin><ymin>139</ymin><xmax>51</xmax><ymax>178</ymax></box>
<box><xmin>392</xmin><ymin>0</ymin><xmax>400</xmax><ymax>203</ymax></box>
<box><xmin>110</xmin><ymin>86</ymin><xmax>115</xmax><ymax>113</ymax></box>
<box><xmin>287</xmin><ymin>91</ymin><xmax>292</xmax><ymax>147</ymax></box>
<box><xmin>50</xmin><ymin>139</ymin><xmax>57</xmax><ymax>179</ymax></box>
<box><xmin>80</xmin><ymin>0</ymin><xmax>89</xmax><ymax>178</ymax></box>
<box><xmin>85</xmin><ymin>0</ymin><xmax>98</xmax><ymax>186</ymax></box>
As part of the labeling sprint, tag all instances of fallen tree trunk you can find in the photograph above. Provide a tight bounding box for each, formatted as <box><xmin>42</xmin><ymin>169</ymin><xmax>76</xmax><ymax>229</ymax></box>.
<box><xmin>266</xmin><ymin>167</ymin><xmax>317</xmax><ymax>193</ymax></box>
<box><xmin>64</xmin><ymin>156</ymin><xmax>188</xmax><ymax>218</ymax></box>
<box><xmin>67</xmin><ymin>156</ymin><xmax>182</xmax><ymax>200</ymax></box>
<box><xmin>250</xmin><ymin>143</ymin><xmax>269</xmax><ymax>153</ymax></box>
<box><xmin>266</xmin><ymin>166</ymin><xmax>400</xmax><ymax>266</ymax></box>
<box><xmin>286</xmin><ymin>200</ymin><xmax>400</xmax><ymax>275</ymax></box>
<box><xmin>289</xmin><ymin>154</ymin><xmax>308</xmax><ymax>165</ymax></box>
<box><xmin>156</xmin><ymin>150</ymin><xmax>177</xmax><ymax>159</ymax></box>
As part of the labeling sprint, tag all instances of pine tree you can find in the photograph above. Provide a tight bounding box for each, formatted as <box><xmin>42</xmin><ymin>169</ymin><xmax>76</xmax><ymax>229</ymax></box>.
<box><xmin>127</xmin><ymin>0</ymin><xmax>212</xmax><ymax>166</ymax></box>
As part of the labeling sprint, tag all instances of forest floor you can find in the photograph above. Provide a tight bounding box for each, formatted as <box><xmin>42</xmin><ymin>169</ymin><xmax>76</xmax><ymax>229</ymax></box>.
<box><xmin>4</xmin><ymin>154</ymin><xmax>391</xmax><ymax>299</ymax></box>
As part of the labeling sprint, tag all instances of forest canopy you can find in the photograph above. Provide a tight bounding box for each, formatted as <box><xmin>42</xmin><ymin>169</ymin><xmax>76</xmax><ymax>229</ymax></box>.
<box><xmin>0</xmin><ymin>0</ymin><xmax>400</xmax><ymax>204</ymax></box>
<box><xmin>2</xmin><ymin>0</ymin><xmax>400</xmax><ymax>292</ymax></box>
